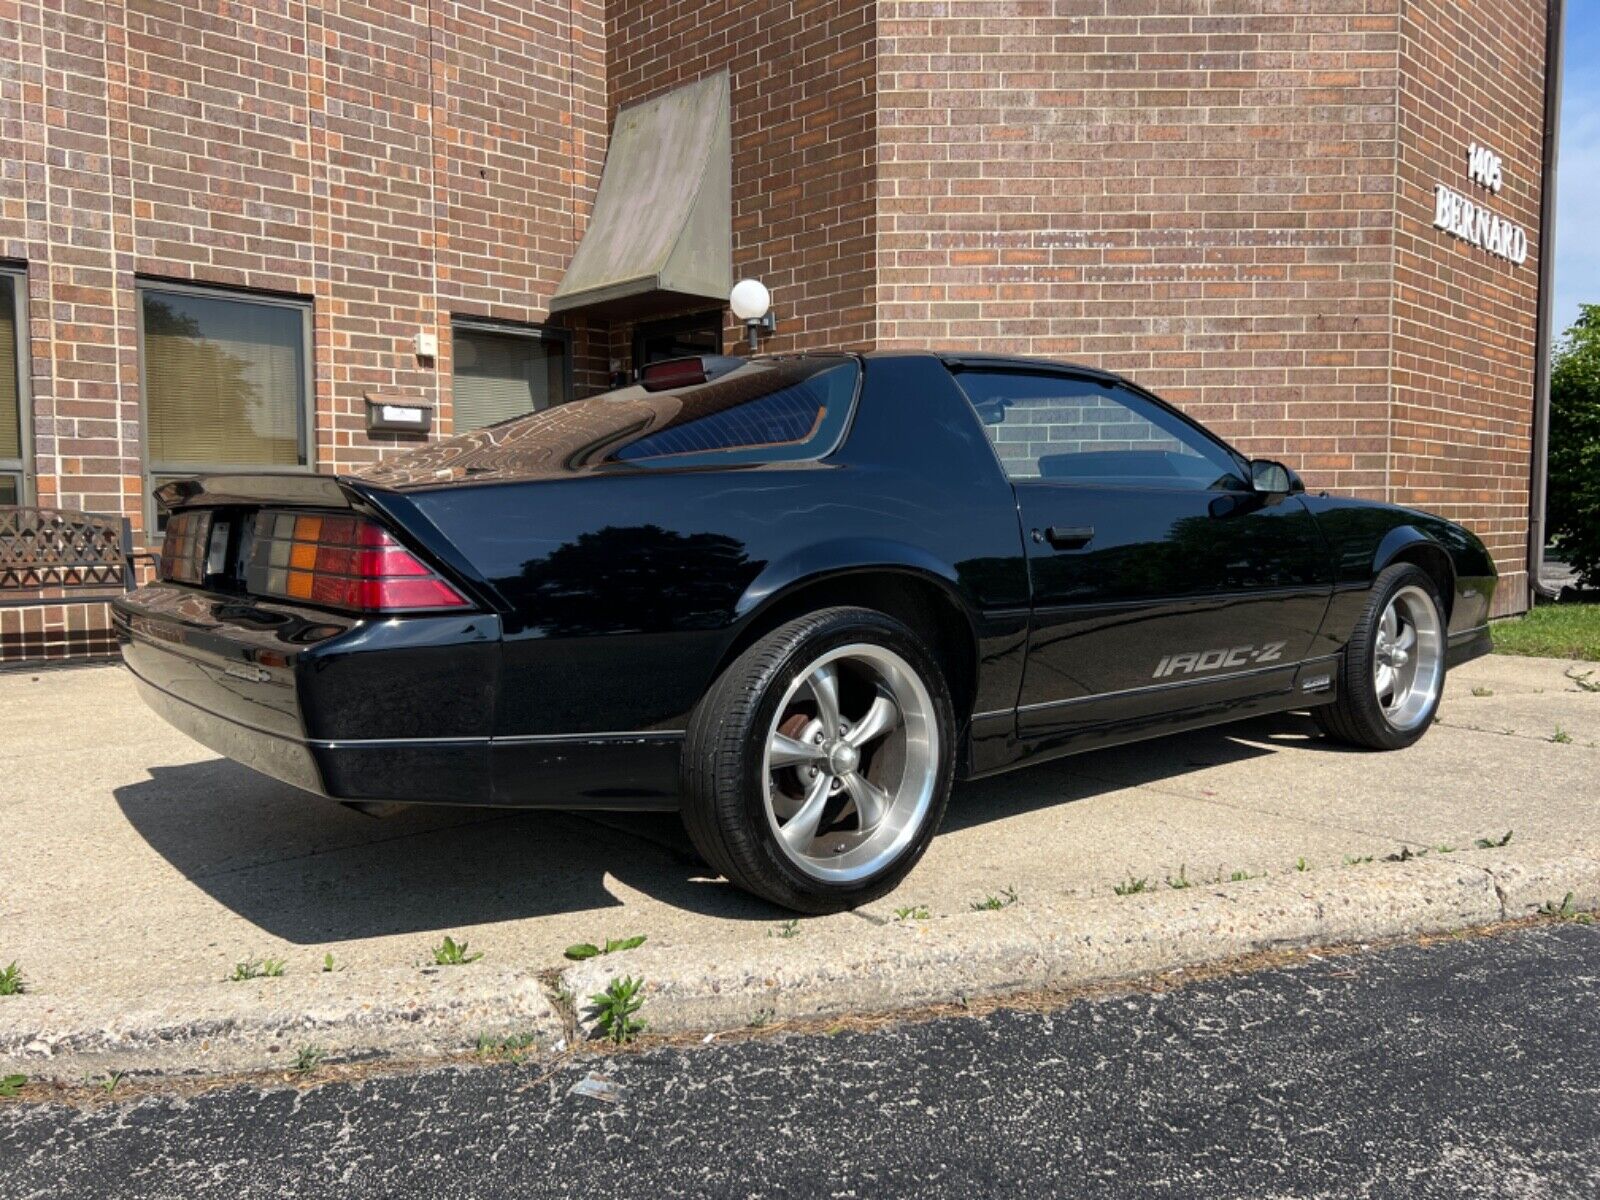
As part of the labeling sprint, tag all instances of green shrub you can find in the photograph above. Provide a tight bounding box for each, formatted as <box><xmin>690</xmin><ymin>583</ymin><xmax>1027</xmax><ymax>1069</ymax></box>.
<box><xmin>1549</xmin><ymin>305</ymin><xmax>1600</xmax><ymax>587</ymax></box>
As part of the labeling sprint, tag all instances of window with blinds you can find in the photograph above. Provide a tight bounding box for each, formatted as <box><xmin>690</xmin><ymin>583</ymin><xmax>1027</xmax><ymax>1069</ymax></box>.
<box><xmin>140</xmin><ymin>286</ymin><xmax>307</xmax><ymax>469</ymax></box>
<box><xmin>451</xmin><ymin>325</ymin><xmax>567</xmax><ymax>432</ymax></box>
<box><xmin>0</xmin><ymin>271</ymin><xmax>24</xmax><ymax>503</ymax></box>
<box><xmin>0</xmin><ymin>273</ymin><xmax>20</xmax><ymax>465</ymax></box>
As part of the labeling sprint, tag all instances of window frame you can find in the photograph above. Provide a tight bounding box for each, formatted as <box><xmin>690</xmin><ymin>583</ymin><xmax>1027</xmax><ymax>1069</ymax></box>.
<box><xmin>449</xmin><ymin>317</ymin><xmax>573</xmax><ymax>433</ymax></box>
<box><xmin>136</xmin><ymin>278</ymin><xmax>315</xmax><ymax>537</ymax></box>
<box><xmin>952</xmin><ymin>365</ymin><xmax>1252</xmax><ymax>493</ymax></box>
<box><xmin>0</xmin><ymin>266</ymin><xmax>32</xmax><ymax>506</ymax></box>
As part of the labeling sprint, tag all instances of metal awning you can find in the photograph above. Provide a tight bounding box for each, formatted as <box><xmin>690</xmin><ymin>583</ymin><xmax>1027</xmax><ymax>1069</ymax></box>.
<box><xmin>549</xmin><ymin>73</ymin><xmax>731</xmax><ymax>320</ymax></box>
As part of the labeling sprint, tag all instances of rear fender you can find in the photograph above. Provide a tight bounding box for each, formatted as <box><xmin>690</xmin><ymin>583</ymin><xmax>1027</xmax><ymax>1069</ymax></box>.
<box><xmin>734</xmin><ymin>538</ymin><xmax>973</xmax><ymax>634</ymax></box>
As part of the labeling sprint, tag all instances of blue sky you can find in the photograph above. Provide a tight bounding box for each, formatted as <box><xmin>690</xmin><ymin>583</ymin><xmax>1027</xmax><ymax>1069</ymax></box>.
<box><xmin>1554</xmin><ymin>5</ymin><xmax>1599</xmax><ymax>339</ymax></box>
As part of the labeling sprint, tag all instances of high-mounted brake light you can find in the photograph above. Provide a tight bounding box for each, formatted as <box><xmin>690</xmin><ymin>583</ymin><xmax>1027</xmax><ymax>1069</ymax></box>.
<box><xmin>637</xmin><ymin>354</ymin><xmax>745</xmax><ymax>392</ymax></box>
<box><xmin>245</xmin><ymin>511</ymin><xmax>469</xmax><ymax>612</ymax></box>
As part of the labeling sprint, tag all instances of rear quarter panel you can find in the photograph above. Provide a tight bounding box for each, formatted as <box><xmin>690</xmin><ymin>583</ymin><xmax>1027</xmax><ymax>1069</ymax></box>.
<box><xmin>399</xmin><ymin>354</ymin><xmax>1031</xmax><ymax>736</ymax></box>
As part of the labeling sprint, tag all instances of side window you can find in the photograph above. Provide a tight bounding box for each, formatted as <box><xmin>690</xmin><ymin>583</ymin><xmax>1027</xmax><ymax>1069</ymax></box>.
<box><xmin>957</xmin><ymin>371</ymin><xmax>1246</xmax><ymax>491</ymax></box>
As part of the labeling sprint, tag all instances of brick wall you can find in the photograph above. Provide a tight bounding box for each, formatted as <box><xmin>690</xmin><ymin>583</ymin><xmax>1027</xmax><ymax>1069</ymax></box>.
<box><xmin>874</xmin><ymin>0</ymin><xmax>1547</xmax><ymax>609</ymax></box>
<box><xmin>0</xmin><ymin>0</ymin><xmax>1552</xmax><ymax>665</ymax></box>
<box><xmin>1389</xmin><ymin>0</ymin><xmax>1547</xmax><ymax>615</ymax></box>
<box><xmin>0</xmin><ymin>0</ymin><xmax>607</xmax><ymax>661</ymax></box>
<box><xmin>876</xmin><ymin>0</ymin><xmax>1404</xmax><ymax>497</ymax></box>
<box><xmin>606</xmin><ymin>0</ymin><xmax>878</xmax><ymax>365</ymax></box>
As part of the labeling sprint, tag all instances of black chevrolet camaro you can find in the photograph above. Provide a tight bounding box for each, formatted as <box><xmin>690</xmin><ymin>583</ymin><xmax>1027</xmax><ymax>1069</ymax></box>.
<box><xmin>115</xmin><ymin>352</ymin><xmax>1496</xmax><ymax>912</ymax></box>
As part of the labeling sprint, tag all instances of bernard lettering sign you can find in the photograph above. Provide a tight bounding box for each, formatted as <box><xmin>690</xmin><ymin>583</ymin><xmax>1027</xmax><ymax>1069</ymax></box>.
<box><xmin>1433</xmin><ymin>141</ymin><xmax>1527</xmax><ymax>265</ymax></box>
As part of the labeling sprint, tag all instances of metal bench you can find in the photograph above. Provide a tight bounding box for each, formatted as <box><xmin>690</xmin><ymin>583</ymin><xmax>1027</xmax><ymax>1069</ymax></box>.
<box><xmin>0</xmin><ymin>505</ymin><xmax>145</xmax><ymax>599</ymax></box>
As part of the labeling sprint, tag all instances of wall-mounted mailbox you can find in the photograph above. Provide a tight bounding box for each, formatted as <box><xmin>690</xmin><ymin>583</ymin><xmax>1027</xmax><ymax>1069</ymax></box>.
<box><xmin>365</xmin><ymin>394</ymin><xmax>433</xmax><ymax>435</ymax></box>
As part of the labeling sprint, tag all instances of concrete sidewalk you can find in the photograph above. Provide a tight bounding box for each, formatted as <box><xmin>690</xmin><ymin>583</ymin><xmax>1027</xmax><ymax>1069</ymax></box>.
<box><xmin>2</xmin><ymin>654</ymin><xmax>1596</xmax><ymax>1076</ymax></box>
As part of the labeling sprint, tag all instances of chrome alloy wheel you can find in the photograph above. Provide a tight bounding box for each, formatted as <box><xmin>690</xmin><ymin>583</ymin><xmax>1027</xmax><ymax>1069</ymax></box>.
<box><xmin>1373</xmin><ymin>584</ymin><xmax>1444</xmax><ymax>732</ymax></box>
<box><xmin>761</xmin><ymin>643</ymin><xmax>938</xmax><ymax>883</ymax></box>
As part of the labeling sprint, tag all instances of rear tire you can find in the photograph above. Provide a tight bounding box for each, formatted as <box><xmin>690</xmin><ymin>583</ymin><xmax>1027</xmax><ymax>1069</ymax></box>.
<box><xmin>681</xmin><ymin>607</ymin><xmax>955</xmax><ymax>913</ymax></box>
<box><xmin>1314</xmin><ymin>563</ymin><xmax>1447</xmax><ymax>750</ymax></box>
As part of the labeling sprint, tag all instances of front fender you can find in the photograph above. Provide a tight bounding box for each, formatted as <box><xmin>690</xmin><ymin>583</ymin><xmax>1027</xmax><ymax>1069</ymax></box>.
<box><xmin>1373</xmin><ymin>524</ymin><xmax>1457</xmax><ymax>601</ymax></box>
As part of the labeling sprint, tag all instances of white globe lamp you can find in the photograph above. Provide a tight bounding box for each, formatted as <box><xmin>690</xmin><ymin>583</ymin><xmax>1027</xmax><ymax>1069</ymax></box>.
<box><xmin>730</xmin><ymin>278</ymin><xmax>775</xmax><ymax>350</ymax></box>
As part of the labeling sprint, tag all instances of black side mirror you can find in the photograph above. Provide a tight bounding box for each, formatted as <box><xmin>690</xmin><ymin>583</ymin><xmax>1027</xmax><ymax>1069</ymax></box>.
<box><xmin>1250</xmin><ymin>459</ymin><xmax>1294</xmax><ymax>495</ymax></box>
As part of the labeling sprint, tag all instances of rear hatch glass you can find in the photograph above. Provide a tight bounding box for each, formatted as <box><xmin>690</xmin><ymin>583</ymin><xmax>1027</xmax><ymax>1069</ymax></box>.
<box><xmin>352</xmin><ymin>355</ymin><xmax>861</xmax><ymax>488</ymax></box>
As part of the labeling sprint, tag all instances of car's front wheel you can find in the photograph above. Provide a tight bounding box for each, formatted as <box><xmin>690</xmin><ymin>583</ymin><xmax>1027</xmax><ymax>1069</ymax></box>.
<box><xmin>1315</xmin><ymin>563</ymin><xmax>1448</xmax><ymax>750</ymax></box>
<box><xmin>681</xmin><ymin>607</ymin><xmax>955</xmax><ymax>913</ymax></box>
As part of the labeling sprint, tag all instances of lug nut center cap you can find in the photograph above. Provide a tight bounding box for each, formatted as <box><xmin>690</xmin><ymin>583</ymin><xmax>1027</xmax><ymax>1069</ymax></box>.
<box><xmin>827</xmin><ymin>742</ymin><xmax>860</xmax><ymax>776</ymax></box>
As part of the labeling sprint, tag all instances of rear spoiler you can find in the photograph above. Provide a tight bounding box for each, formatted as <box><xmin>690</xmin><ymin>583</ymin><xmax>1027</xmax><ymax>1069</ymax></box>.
<box><xmin>154</xmin><ymin>474</ymin><xmax>359</xmax><ymax>513</ymax></box>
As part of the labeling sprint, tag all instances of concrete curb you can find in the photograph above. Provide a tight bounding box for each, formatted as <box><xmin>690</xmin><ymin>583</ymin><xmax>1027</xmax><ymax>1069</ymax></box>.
<box><xmin>561</xmin><ymin>841</ymin><xmax>1600</xmax><ymax>1040</ymax></box>
<box><xmin>0</xmin><ymin>967</ymin><xmax>563</xmax><ymax>1079</ymax></box>
<box><xmin>6</xmin><ymin>842</ymin><xmax>1596</xmax><ymax>1080</ymax></box>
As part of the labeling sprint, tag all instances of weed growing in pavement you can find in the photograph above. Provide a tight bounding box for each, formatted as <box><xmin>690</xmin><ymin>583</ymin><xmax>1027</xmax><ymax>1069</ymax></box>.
<box><xmin>0</xmin><ymin>1074</ymin><xmax>26</xmax><ymax>1098</ymax></box>
<box><xmin>769</xmin><ymin>919</ymin><xmax>801</xmax><ymax>940</ymax></box>
<box><xmin>1225</xmin><ymin>869</ymin><xmax>1262</xmax><ymax>883</ymax></box>
<box><xmin>1113</xmin><ymin>876</ymin><xmax>1150</xmax><ymax>896</ymax></box>
<box><xmin>230</xmin><ymin>957</ymin><xmax>286</xmax><ymax>982</ymax></box>
<box><xmin>0</xmin><ymin>962</ymin><xmax>23</xmax><ymax>996</ymax></box>
<box><xmin>1551</xmin><ymin>726</ymin><xmax>1573</xmax><ymax>744</ymax></box>
<box><xmin>563</xmin><ymin>936</ymin><xmax>647</xmax><ymax>961</ymax></box>
<box><xmin>969</xmin><ymin>885</ymin><xmax>1019</xmax><ymax>912</ymax></box>
<box><xmin>290</xmin><ymin>1045</ymin><xmax>326</xmax><ymax>1077</ymax></box>
<box><xmin>431</xmin><ymin>936</ymin><xmax>483</xmax><ymax>966</ymax></box>
<box><xmin>1166</xmin><ymin>864</ymin><xmax>1193</xmax><ymax>890</ymax></box>
<box><xmin>1475</xmin><ymin>830</ymin><xmax>1514</xmax><ymax>849</ymax></box>
<box><xmin>1538</xmin><ymin>893</ymin><xmax>1595</xmax><ymax>924</ymax></box>
<box><xmin>97</xmin><ymin>1071</ymin><xmax>125</xmax><ymax>1096</ymax></box>
<box><xmin>590</xmin><ymin>976</ymin><xmax>647</xmax><ymax>1045</ymax></box>
<box><xmin>1434</xmin><ymin>844</ymin><xmax>1457</xmax><ymax>854</ymax></box>
<box><xmin>322</xmin><ymin>953</ymin><xmax>338</xmax><ymax>973</ymax></box>
<box><xmin>1470</xmin><ymin>686</ymin><xmax>1494</xmax><ymax>697</ymax></box>
<box><xmin>476</xmin><ymin>1032</ymin><xmax>540</xmax><ymax>1061</ymax></box>
<box><xmin>1385</xmin><ymin>846</ymin><xmax>1427</xmax><ymax>863</ymax></box>
<box><xmin>1566</xmin><ymin>668</ymin><xmax>1600</xmax><ymax>693</ymax></box>
<box><xmin>1343</xmin><ymin>854</ymin><xmax>1375</xmax><ymax>865</ymax></box>
<box><xmin>749</xmin><ymin>1008</ymin><xmax>775</xmax><ymax>1029</ymax></box>
<box><xmin>1295</xmin><ymin>857</ymin><xmax>1311</xmax><ymax>872</ymax></box>
<box><xmin>892</xmin><ymin>906</ymin><xmax>930</xmax><ymax>921</ymax></box>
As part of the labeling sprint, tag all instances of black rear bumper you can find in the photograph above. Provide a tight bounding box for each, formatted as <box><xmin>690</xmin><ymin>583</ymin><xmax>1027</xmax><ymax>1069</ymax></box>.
<box><xmin>114</xmin><ymin>584</ymin><xmax>682</xmax><ymax>810</ymax></box>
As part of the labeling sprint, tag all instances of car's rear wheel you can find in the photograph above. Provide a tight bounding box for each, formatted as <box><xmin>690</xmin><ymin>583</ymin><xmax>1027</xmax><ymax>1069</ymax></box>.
<box><xmin>1315</xmin><ymin>563</ymin><xmax>1447</xmax><ymax>750</ymax></box>
<box><xmin>681</xmin><ymin>607</ymin><xmax>955</xmax><ymax>913</ymax></box>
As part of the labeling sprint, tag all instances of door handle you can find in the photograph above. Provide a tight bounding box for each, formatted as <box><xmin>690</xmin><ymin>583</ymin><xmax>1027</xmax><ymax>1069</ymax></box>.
<box><xmin>1041</xmin><ymin>525</ymin><xmax>1094</xmax><ymax>550</ymax></box>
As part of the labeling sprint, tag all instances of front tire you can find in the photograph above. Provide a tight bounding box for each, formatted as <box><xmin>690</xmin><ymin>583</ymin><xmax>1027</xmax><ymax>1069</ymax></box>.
<box><xmin>1315</xmin><ymin>563</ymin><xmax>1447</xmax><ymax>750</ymax></box>
<box><xmin>681</xmin><ymin>607</ymin><xmax>955</xmax><ymax>913</ymax></box>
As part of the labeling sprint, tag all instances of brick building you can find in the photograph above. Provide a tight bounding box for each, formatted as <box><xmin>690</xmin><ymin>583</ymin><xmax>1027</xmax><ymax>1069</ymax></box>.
<box><xmin>0</xmin><ymin>0</ymin><xmax>1561</xmax><ymax>663</ymax></box>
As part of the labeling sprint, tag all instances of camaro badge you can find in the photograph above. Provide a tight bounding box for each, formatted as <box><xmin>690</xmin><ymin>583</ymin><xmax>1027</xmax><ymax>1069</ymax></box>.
<box><xmin>1153</xmin><ymin>642</ymin><xmax>1286</xmax><ymax>679</ymax></box>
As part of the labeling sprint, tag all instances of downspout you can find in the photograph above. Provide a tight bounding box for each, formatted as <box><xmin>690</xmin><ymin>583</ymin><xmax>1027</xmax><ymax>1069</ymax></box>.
<box><xmin>1528</xmin><ymin>0</ymin><xmax>1566</xmax><ymax>605</ymax></box>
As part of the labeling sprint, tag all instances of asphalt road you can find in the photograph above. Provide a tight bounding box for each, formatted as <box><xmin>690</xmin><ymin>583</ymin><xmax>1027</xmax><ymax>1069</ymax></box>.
<box><xmin>3</xmin><ymin>923</ymin><xmax>1597</xmax><ymax>1199</ymax></box>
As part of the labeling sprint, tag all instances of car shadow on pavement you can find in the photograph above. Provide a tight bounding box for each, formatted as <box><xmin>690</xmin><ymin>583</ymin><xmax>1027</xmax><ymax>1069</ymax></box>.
<box><xmin>113</xmin><ymin>761</ymin><xmax>779</xmax><ymax>944</ymax></box>
<box><xmin>114</xmin><ymin>711</ymin><xmax>1357</xmax><ymax>941</ymax></box>
<box><xmin>943</xmin><ymin>709</ymin><xmax>1362</xmax><ymax>831</ymax></box>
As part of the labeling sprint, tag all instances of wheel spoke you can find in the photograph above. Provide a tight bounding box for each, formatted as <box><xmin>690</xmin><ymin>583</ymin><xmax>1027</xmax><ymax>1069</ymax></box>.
<box><xmin>1380</xmin><ymin>604</ymin><xmax>1398</xmax><ymax>645</ymax></box>
<box><xmin>809</xmin><ymin>663</ymin><xmax>843</xmax><ymax>737</ymax></box>
<box><xmin>1375</xmin><ymin>664</ymin><xmax>1395</xmax><ymax>702</ymax></box>
<box><xmin>769</xmin><ymin>731</ymin><xmax>826</xmax><ymax>769</ymax></box>
<box><xmin>845</xmin><ymin>691</ymin><xmax>900</xmax><ymax>749</ymax></box>
<box><xmin>779</xmin><ymin>770</ymin><xmax>832</xmax><ymax>852</ymax></box>
<box><xmin>842</xmin><ymin>771</ymin><xmax>890</xmax><ymax>831</ymax></box>
<box><xmin>1395</xmin><ymin>623</ymin><xmax>1416</xmax><ymax>654</ymax></box>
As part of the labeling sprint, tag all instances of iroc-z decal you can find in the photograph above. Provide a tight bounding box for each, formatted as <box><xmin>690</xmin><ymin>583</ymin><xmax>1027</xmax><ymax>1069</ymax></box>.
<box><xmin>1153</xmin><ymin>642</ymin><xmax>1286</xmax><ymax>679</ymax></box>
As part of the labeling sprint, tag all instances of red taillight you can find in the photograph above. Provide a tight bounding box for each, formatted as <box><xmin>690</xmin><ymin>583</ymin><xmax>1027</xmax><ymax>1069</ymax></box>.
<box><xmin>245</xmin><ymin>511</ymin><xmax>469</xmax><ymax>613</ymax></box>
